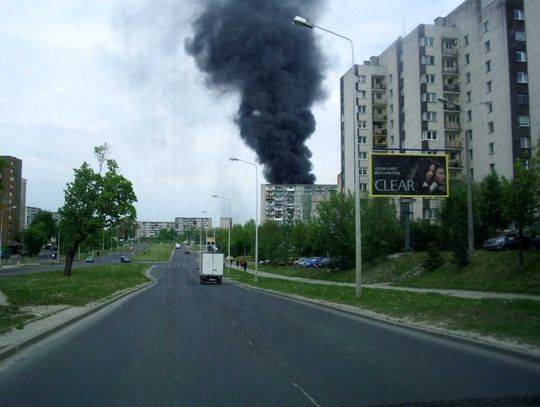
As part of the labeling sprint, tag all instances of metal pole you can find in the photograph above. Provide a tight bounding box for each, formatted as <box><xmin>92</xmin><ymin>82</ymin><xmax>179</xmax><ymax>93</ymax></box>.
<box><xmin>292</xmin><ymin>17</ymin><xmax>361</xmax><ymax>296</ymax></box>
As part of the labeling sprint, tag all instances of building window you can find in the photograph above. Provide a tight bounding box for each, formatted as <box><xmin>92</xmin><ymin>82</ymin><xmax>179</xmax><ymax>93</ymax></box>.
<box><xmin>520</xmin><ymin>137</ymin><xmax>531</xmax><ymax>149</ymax></box>
<box><xmin>421</xmin><ymin>74</ymin><xmax>436</xmax><ymax>83</ymax></box>
<box><xmin>467</xmin><ymin>110</ymin><xmax>472</xmax><ymax>121</ymax></box>
<box><xmin>465</xmin><ymin>72</ymin><xmax>471</xmax><ymax>83</ymax></box>
<box><xmin>464</xmin><ymin>35</ymin><xmax>469</xmax><ymax>46</ymax></box>
<box><xmin>484</xmin><ymin>40</ymin><xmax>491</xmax><ymax>53</ymax></box>
<box><xmin>390</xmin><ymin>119</ymin><xmax>394</xmax><ymax>128</ymax></box>
<box><xmin>359</xmin><ymin>151</ymin><xmax>367</xmax><ymax>160</ymax></box>
<box><xmin>518</xmin><ymin>93</ymin><xmax>529</xmax><ymax>105</ymax></box>
<box><xmin>389</xmin><ymin>89</ymin><xmax>393</xmax><ymax>98</ymax></box>
<box><xmin>485</xmin><ymin>60</ymin><xmax>491</xmax><ymax>72</ymax></box>
<box><xmin>517</xmin><ymin>71</ymin><xmax>528</xmax><ymax>83</ymax></box>
<box><xmin>357</xmin><ymin>90</ymin><xmax>367</xmax><ymax>99</ymax></box>
<box><xmin>486</xmin><ymin>80</ymin><xmax>492</xmax><ymax>93</ymax></box>
<box><xmin>487</xmin><ymin>102</ymin><xmax>493</xmax><ymax>113</ymax></box>
<box><xmin>469</xmin><ymin>149</ymin><xmax>473</xmax><ymax>161</ymax></box>
<box><xmin>422</xmin><ymin>130</ymin><xmax>437</xmax><ymax>140</ymax></box>
<box><xmin>489</xmin><ymin>163</ymin><xmax>495</xmax><ymax>173</ymax></box>
<box><xmin>358</xmin><ymin>136</ymin><xmax>367</xmax><ymax>144</ymax></box>
<box><xmin>515</xmin><ymin>30</ymin><xmax>526</xmax><ymax>41</ymax></box>
<box><xmin>483</xmin><ymin>21</ymin><xmax>490</xmax><ymax>33</ymax></box>
<box><xmin>465</xmin><ymin>53</ymin><xmax>470</xmax><ymax>64</ymax></box>
<box><xmin>358</xmin><ymin>105</ymin><xmax>367</xmax><ymax>114</ymax></box>
<box><xmin>421</xmin><ymin>55</ymin><xmax>435</xmax><ymax>65</ymax></box>
<box><xmin>466</xmin><ymin>91</ymin><xmax>471</xmax><ymax>102</ymax></box>
<box><xmin>421</xmin><ymin>92</ymin><xmax>437</xmax><ymax>102</ymax></box>
<box><xmin>358</xmin><ymin>120</ymin><xmax>367</xmax><ymax>129</ymax></box>
<box><xmin>359</xmin><ymin>183</ymin><xmax>368</xmax><ymax>192</ymax></box>
<box><xmin>420</xmin><ymin>37</ymin><xmax>434</xmax><ymax>47</ymax></box>
<box><xmin>516</xmin><ymin>51</ymin><xmax>527</xmax><ymax>62</ymax></box>
<box><xmin>519</xmin><ymin>115</ymin><xmax>530</xmax><ymax>127</ymax></box>
<box><xmin>358</xmin><ymin>75</ymin><xmax>366</xmax><ymax>84</ymax></box>
<box><xmin>488</xmin><ymin>121</ymin><xmax>494</xmax><ymax>133</ymax></box>
<box><xmin>489</xmin><ymin>142</ymin><xmax>494</xmax><ymax>155</ymax></box>
<box><xmin>466</xmin><ymin>130</ymin><xmax>473</xmax><ymax>141</ymax></box>
<box><xmin>359</xmin><ymin>167</ymin><xmax>368</xmax><ymax>176</ymax></box>
<box><xmin>422</xmin><ymin>111</ymin><xmax>437</xmax><ymax>122</ymax></box>
<box><xmin>514</xmin><ymin>9</ymin><xmax>525</xmax><ymax>20</ymax></box>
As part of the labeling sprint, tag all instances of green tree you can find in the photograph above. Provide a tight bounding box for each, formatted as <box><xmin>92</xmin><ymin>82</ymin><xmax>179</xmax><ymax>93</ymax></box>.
<box><xmin>502</xmin><ymin>158</ymin><xmax>540</xmax><ymax>265</ymax></box>
<box><xmin>30</xmin><ymin>210</ymin><xmax>58</xmax><ymax>241</ymax></box>
<box><xmin>59</xmin><ymin>149</ymin><xmax>137</xmax><ymax>276</ymax></box>
<box><xmin>313</xmin><ymin>192</ymin><xmax>355</xmax><ymax>259</ymax></box>
<box><xmin>476</xmin><ymin>172</ymin><xmax>508</xmax><ymax>242</ymax></box>
<box><xmin>361</xmin><ymin>197</ymin><xmax>402</xmax><ymax>261</ymax></box>
<box><xmin>439</xmin><ymin>180</ymin><xmax>469</xmax><ymax>266</ymax></box>
<box><xmin>23</xmin><ymin>223</ymin><xmax>48</xmax><ymax>256</ymax></box>
<box><xmin>157</xmin><ymin>228</ymin><xmax>175</xmax><ymax>242</ymax></box>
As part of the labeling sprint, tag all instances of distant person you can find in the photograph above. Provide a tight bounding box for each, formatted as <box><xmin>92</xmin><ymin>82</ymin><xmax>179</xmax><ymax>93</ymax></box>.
<box><xmin>242</xmin><ymin>259</ymin><xmax>247</xmax><ymax>272</ymax></box>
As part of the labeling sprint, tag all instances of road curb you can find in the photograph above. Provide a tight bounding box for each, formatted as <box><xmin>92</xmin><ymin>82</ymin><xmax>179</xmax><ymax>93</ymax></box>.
<box><xmin>225</xmin><ymin>277</ymin><xmax>540</xmax><ymax>365</ymax></box>
<box><xmin>0</xmin><ymin>266</ymin><xmax>157</xmax><ymax>363</ymax></box>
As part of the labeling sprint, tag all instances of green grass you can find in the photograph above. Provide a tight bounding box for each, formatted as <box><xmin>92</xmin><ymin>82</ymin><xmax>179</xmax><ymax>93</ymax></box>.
<box><xmin>227</xmin><ymin>268</ymin><xmax>540</xmax><ymax>347</ymax></box>
<box><xmin>0</xmin><ymin>305</ymin><xmax>35</xmax><ymax>334</ymax></box>
<box><xmin>132</xmin><ymin>243</ymin><xmax>173</xmax><ymax>262</ymax></box>
<box><xmin>251</xmin><ymin>250</ymin><xmax>540</xmax><ymax>294</ymax></box>
<box><xmin>396</xmin><ymin>250</ymin><xmax>540</xmax><ymax>294</ymax></box>
<box><xmin>0</xmin><ymin>263</ymin><xmax>150</xmax><ymax>307</ymax></box>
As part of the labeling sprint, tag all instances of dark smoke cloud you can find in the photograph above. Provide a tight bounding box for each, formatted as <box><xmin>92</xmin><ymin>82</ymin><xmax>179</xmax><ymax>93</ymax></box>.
<box><xmin>185</xmin><ymin>0</ymin><xmax>325</xmax><ymax>184</ymax></box>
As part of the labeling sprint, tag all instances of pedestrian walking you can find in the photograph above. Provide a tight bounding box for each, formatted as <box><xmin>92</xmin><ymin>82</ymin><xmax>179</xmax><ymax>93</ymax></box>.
<box><xmin>242</xmin><ymin>259</ymin><xmax>247</xmax><ymax>272</ymax></box>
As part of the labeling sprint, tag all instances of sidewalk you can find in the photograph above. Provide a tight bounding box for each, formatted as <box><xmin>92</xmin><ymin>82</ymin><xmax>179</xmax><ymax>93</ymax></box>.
<box><xmin>234</xmin><ymin>265</ymin><xmax>540</xmax><ymax>301</ymax></box>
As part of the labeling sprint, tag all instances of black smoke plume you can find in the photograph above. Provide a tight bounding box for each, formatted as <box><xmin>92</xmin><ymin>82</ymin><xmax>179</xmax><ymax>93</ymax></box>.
<box><xmin>185</xmin><ymin>0</ymin><xmax>325</xmax><ymax>184</ymax></box>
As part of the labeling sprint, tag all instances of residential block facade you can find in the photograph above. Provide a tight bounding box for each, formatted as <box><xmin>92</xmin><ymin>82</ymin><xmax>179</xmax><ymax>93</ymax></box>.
<box><xmin>340</xmin><ymin>0</ymin><xmax>538</xmax><ymax>220</ymax></box>
<box><xmin>261</xmin><ymin>184</ymin><xmax>337</xmax><ymax>224</ymax></box>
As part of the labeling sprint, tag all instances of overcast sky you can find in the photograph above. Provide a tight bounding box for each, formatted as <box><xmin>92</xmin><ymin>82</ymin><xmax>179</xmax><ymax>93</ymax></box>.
<box><xmin>1</xmin><ymin>0</ymin><xmax>464</xmax><ymax>225</ymax></box>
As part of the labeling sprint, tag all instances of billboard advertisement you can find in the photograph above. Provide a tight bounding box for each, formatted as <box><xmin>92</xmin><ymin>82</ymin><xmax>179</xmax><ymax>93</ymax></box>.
<box><xmin>369</xmin><ymin>153</ymin><xmax>449</xmax><ymax>198</ymax></box>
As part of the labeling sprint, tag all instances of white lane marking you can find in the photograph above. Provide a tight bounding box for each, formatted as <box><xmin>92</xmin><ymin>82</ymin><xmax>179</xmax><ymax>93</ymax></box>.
<box><xmin>291</xmin><ymin>381</ymin><xmax>321</xmax><ymax>407</ymax></box>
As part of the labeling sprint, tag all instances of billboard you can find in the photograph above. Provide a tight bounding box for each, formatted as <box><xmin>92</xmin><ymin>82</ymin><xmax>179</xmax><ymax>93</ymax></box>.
<box><xmin>369</xmin><ymin>153</ymin><xmax>449</xmax><ymax>198</ymax></box>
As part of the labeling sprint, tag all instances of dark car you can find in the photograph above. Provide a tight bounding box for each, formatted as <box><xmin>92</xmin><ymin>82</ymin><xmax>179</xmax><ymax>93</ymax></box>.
<box><xmin>120</xmin><ymin>255</ymin><xmax>131</xmax><ymax>263</ymax></box>
<box><xmin>303</xmin><ymin>257</ymin><xmax>326</xmax><ymax>268</ymax></box>
<box><xmin>483</xmin><ymin>230</ymin><xmax>530</xmax><ymax>251</ymax></box>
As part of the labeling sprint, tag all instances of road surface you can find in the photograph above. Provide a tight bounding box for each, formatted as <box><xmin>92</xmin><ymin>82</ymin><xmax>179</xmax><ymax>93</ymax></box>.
<box><xmin>0</xmin><ymin>248</ymin><xmax>539</xmax><ymax>406</ymax></box>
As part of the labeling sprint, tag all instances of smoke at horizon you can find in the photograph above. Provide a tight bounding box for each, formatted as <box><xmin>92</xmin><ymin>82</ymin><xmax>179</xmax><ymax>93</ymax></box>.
<box><xmin>185</xmin><ymin>0</ymin><xmax>326</xmax><ymax>184</ymax></box>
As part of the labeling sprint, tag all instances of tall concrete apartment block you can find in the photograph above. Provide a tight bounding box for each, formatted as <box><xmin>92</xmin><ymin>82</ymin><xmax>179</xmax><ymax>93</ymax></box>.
<box><xmin>341</xmin><ymin>0</ymin><xmax>539</xmax><ymax>220</ymax></box>
<box><xmin>0</xmin><ymin>156</ymin><xmax>23</xmax><ymax>248</ymax></box>
<box><xmin>261</xmin><ymin>184</ymin><xmax>337</xmax><ymax>224</ymax></box>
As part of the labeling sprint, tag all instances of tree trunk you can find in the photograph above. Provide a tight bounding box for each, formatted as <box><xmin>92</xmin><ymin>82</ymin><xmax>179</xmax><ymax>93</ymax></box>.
<box><xmin>63</xmin><ymin>247</ymin><xmax>77</xmax><ymax>277</ymax></box>
<box><xmin>518</xmin><ymin>226</ymin><xmax>524</xmax><ymax>266</ymax></box>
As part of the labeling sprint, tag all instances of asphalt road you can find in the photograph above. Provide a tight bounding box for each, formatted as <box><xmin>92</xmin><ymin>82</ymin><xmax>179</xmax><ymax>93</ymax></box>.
<box><xmin>0</xmin><ymin>249</ymin><xmax>539</xmax><ymax>406</ymax></box>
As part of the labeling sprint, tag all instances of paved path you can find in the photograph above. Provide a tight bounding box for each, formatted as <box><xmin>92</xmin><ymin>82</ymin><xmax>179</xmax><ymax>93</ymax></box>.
<box><xmin>234</xmin><ymin>265</ymin><xmax>540</xmax><ymax>301</ymax></box>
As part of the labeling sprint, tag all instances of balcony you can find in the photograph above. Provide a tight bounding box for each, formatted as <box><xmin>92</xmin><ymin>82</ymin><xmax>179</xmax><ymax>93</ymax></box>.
<box><xmin>448</xmin><ymin>159</ymin><xmax>463</xmax><ymax>169</ymax></box>
<box><xmin>442</xmin><ymin>102</ymin><xmax>460</xmax><ymax>111</ymax></box>
<box><xmin>442</xmin><ymin>66</ymin><xmax>459</xmax><ymax>75</ymax></box>
<box><xmin>373</xmin><ymin>128</ymin><xmax>387</xmax><ymax>136</ymax></box>
<box><xmin>445</xmin><ymin>140</ymin><xmax>462</xmax><ymax>150</ymax></box>
<box><xmin>373</xmin><ymin>136</ymin><xmax>388</xmax><ymax>149</ymax></box>
<box><xmin>443</xmin><ymin>83</ymin><xmax>460</xmax><ymax>93</ymax></box>
<box><xmin>373</xmin><ymin>113</ymin><xmax>387</xmax><ymax>121</ymax></box>
<box><xmin>372</xmin><ymin>94</ymin><xmax>387</xmax><ymax>105</ymax></box>
<box><xmin>372</xmin><ymin>82</ymin><xmax>386</xmax><ymax>90</ymax></box>
<box><xmin>441</xmin><ymin>47</ymin><xmax>458</xmax><ymax>57</ymax></box>
<box><xmin>444</xmin><ymin>121</ymin><xmax>461</xmax><ymax>130</ymax></box>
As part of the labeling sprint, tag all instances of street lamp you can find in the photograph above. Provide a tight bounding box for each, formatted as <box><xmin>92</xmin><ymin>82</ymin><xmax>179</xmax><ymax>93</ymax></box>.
<box><xmin>0</xmin><ymin>205</ymin><xmax>16</xmax><ymax>268</ymax></box>
<box><xmin>438</xmin><ymin>97</ymin><xmax>491</xmax><ymax>252</ymax></box>
<box><xmin>229</xmin><ymin>157</ymin><xmax>259</xmax><ymax>283</ymax></box>
<box><xmin>212</xmin><ymin>194</ymin><xmax>232</xmax><ymax>270</ymax></box>
<box><xmin>293</xmin><ymin>16</ymin><xmax>363</xmax><ymax>297</ymax></box>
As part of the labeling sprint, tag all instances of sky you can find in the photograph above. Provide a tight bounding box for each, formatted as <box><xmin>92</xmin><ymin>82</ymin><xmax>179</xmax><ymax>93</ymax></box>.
<box><xmin>1</xmin><ymin>0</ymin><xmax>465</xmax><ymax>225</ymax></box>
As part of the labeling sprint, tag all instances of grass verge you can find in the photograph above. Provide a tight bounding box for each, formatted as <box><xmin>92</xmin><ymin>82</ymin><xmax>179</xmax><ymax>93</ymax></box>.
<box><xmin>0</xmin><ymin>263</ymin><xmax>150</xmax><ymax>333</ymax></box>
<box><xmin>227</xmin><ymin>268</ymin><xmax>540</xmax><ymax>348</ymax></box>
<box><xmin>132</xmin><ymin>243</ymin><xmax>173</xmax><ymax>262</ymax></box>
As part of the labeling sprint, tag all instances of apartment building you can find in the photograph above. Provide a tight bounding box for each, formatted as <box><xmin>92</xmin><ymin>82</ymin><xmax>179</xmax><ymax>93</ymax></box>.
<box><xmin>340</xmin><ymin>0</ymin><xmax>539</xmax><ymax>220</ymax></box>
<box><xmin>0</xmin><ymin>156</ymin><xmax>23</xmax><ymax>249</ymax></box>
<box><xmin>261</xmin><ymin>184</ymin><xmax>337</xmax><ymax>224</ymax></box>
<box><xmin>136</xmin><ymin>218</ymin><xmax>213</xmax><ymax>239</ymax></box>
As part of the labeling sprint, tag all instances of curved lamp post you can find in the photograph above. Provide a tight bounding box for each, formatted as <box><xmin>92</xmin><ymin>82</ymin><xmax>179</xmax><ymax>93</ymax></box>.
<box><xmin>293</xmin><ymin>15</ymin><xmax>363</xmax><ymax>297</ymax></box>
<box><xmin>229</xmin><ymin>157</ymin><xmax>259</xmax><ymax>283</ymax></box>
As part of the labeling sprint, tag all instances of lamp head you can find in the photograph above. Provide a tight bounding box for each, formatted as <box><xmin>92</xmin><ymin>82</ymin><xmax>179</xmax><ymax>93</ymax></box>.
<box><xmin>229</xmin><ymin>157</ymin><xmax>239</xmax><ymax>162</ymax></box>
<box><xmin>293</xmin><ymin>16</ymin><xmax>313</xmax><ymax>29</ymax></box>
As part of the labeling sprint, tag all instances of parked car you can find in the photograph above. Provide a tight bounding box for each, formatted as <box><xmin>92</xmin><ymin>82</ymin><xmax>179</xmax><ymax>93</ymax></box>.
<box><xmin>120</xmin><ymin>255</ymin><xmax>131</xmax><ymax>263</ymax></box>
<box><xmin>483</xmin><ymin>230</ymin><xmax>530</xmax><ymax>251</ymax></box>
<box><xmin>303</xmin><ymin>257</ymin><xmax>326</xmax><ymax>268</ymax></box>
<box><xmin>85</xmin><ymin>256</ymin><xmax>94</xmax><ymax>263</ymax></box>
<box><xmin>294</xmin><ymin>258</ymin><xmax>309</xmax><ymax>267</ymax></box>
